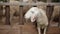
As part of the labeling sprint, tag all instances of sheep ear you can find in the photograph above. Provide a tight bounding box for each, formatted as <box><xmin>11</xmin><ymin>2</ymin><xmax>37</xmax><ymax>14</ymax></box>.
<box><xmin>31</xmin><ymin>14</ymin><xmax>37</xmax><ymax>22</ymax></box>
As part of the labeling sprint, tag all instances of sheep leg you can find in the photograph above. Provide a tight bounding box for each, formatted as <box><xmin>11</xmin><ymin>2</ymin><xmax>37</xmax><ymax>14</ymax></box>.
<box><xmin>10</xmin><ymin>11</ymin><xmax>15</xmax><ymax>23</ymax></box>
<box><xmin>37</xmin><ymin>27</ymin><xmax>41</xmax><ymax>34</ymax></box>
<box><xmin>10</xmin><ymin>13</ymin><xmax>14</xmax><ymax>22</ymax></box>
<box><xmin>43</xmin><ymin>27</ymin><xmax>47</xmax><ymax>34</ymax></box>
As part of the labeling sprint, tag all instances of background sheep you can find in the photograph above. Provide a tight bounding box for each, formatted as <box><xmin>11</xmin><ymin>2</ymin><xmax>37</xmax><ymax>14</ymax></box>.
<box><xmin>24</xmin><ymin>7</ymin><xmax>48</xmax><ymax>34</ymax></box>
<box><xmin>50</xmin><ymin>6</ymin><xmax>60</xmax><ymax>22</ymax></box>
<box><xmin>9</xmin><ymin>0</ymin><xmax>32</xmax><ymax>24</ymax></box>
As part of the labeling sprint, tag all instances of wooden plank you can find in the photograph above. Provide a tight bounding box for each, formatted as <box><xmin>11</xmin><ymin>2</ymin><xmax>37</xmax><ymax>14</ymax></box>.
<box><xmin>0</xmin><ymin>2</ymin><xmax>60</xmax><ymax>6</ymax></box>
<box><xmin>0</xmin><ymin>25</ymin><xmax>59</xmax><ymax>34</ymax></box>
<box><xmin>0</xmin><ymin>5</ymin><xmax>3</xmax><ymax>24</ymax></box>
<box><xmin>19</xmin><ymin>6</ymin><xmax>24</xmax><ymax>25</ymax></box>
<box><xmin>0</xmin><ymin>5</ymin><xmax>3</xmax><ymax>16</ymax></box>
<box><xmin>0</xmin><ymin>25</ymin><xmax>11</xmax><ymax>34</ymax></box>
<box><xmin>21</xmin><ymin>25</ymin><xmax>37</xmax><ymax>34</ymax></box>
<box><xmin>0</xmin><ymin>25</ymin><xmax>20</xmax><ymax>34</ymax></box>
<box><xmin>59</xmin><ymin>9</ymin><xmax>60</xmax><ymax>27</ymax></box>
<box><xmin>5</xmin><ymin>5</ymin><xmax>10</xmax><ymax>25</ymax></box>
<box><xmin>47</xmin><ymin>26</ymin><xmax>59</xmax><ymax>34</ymax></box>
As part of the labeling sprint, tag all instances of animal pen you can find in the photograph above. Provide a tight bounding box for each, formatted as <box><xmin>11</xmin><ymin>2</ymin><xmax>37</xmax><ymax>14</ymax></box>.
<box><xmin>0</xmin><ymin>2</ymin><xmax>60</xmax><ymax>34</ymax></box>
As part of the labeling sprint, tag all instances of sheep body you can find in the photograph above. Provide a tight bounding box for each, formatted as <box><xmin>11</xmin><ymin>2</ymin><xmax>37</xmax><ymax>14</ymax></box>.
<box><xmin>24</xmin><ymin>7</ymin><xmax>48</xmax><ymax>34</ymax></box>
<box><xmin>37</xmin><ymin>8</ymin><xmax>48</xmax><ymax>29</ymax></box>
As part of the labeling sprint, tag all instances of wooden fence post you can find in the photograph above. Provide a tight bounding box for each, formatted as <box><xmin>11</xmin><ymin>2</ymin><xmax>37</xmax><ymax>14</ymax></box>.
<box><xmin>58</xmin><ymin>11</ymin><xmax>60</xmax><ymax>27</ymax></box>
<box><xmin>0</xmin><ymin>5</ymin><xmax>3</xmax><ymax>24</ymax></box>
<box><xmin>5</xmin><ymin>5</ymin><xmax>10</xmax><ymax>25</ymax></box>
<box><xmin>0</xmin><ymin>5</ymin><xmax>3</xmax><ymax>16</ymax></box>
<box><xmin>46</xmin><ymin>5</ymin><xmax>54</xmax><ymax>22</ymax></box>
<box><xmin>19</xmin><ymin>5</ymin><xmax>24</xmax><ymax>25</ymax></box>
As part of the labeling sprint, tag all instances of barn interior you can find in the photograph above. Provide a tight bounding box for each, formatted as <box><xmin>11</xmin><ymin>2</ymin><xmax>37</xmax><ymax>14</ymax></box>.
<box><xmin>0</xmin><ymin>0</ymin><xmax>60</xmax><ymax>34</ymax></box>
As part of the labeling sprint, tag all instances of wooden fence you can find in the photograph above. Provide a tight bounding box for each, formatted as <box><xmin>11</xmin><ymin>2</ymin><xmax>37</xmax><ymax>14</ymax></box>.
<box><xmin>0</xmin><ymin>2</ymin><xmax>60</xmax><ymax>27</ymax></box>
<box><xmin>0</xmin><ymin>2</ymin><xmax>60</xmax><ymax>6</ymax></box>
<box><xmin>0</xmin><ymin>2</ymin><xmax>60</xmax><ymax>34</ymax></box>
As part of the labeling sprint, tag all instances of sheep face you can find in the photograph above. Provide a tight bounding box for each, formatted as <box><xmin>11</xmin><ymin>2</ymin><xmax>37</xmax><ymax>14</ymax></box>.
<box><xmin>24</xmin><ymin>7</ymin><xmax>39</xmax><ymax>22</ymax></box>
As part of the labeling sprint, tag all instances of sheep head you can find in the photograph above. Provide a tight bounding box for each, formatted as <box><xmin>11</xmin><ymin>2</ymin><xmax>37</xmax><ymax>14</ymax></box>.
<box><xmin>24</xmin><ymin>7</ymin><xmax>39</xmax><ymax>22</ymax></box>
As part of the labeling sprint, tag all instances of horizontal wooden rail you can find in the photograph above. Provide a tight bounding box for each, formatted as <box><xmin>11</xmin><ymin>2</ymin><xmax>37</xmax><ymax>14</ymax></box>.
<box><xmin>0</xmin><ymin>2</ymin><xmax>60</xmax><ymax>6</ymax></box>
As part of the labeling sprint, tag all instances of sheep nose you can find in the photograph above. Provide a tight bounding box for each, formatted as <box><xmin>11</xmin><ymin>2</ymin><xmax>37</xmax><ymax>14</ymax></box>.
<box><xmin>24</xmin><ymin>16</ymin><xmax>29</xmax><ymax>20</ymax></box>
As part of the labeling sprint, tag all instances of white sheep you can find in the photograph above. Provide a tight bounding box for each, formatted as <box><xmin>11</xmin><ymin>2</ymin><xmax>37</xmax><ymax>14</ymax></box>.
<box><xmin>24</xmin><ymin>7</ymin><xmax>48</xmax><ymax>34</ymax></box>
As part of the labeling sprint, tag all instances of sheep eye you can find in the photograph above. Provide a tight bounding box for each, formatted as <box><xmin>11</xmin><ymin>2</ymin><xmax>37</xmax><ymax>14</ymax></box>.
<box><xmin>31</xmin><ymin>11</ymin><xmax>34</xmax><ymax>13</ymax></box>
